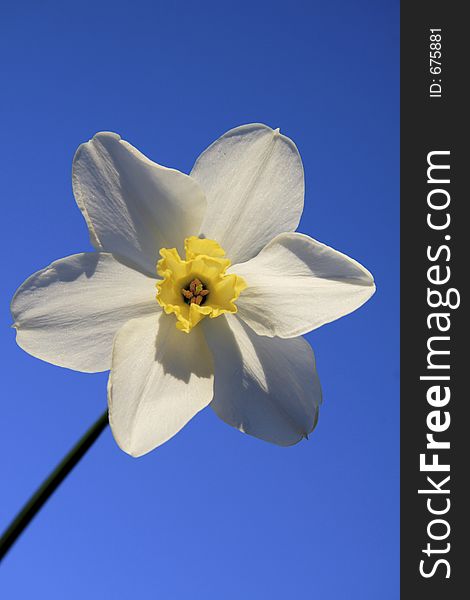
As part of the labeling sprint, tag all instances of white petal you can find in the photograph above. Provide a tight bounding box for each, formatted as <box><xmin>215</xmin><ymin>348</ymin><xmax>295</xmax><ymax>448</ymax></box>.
<box><xmin>203</xmin><ymin>314</ymin><xmax>321</xmax><ymax>446</ymax></box>
<box><xmin>11</xmin><ymin>253</ymin><xmax>157</xmax><ymax>373</ymax></box>
<box><xmin>73</xmin><ymin>132</ymin><xmax>207</xmax><ymax>275</ymax></box>
<box><xmin>191</xmin><ymin>124</ymin><xmax>304</xmax><ymax>264</ymax></box>
<box><xmin>108</xmin><ymin>312</ymin><xmax>214</xmax><ymax>456</ymax></box>
<box><xmin>232</xmin><ymin>232</ymin><xmax>375</xmax><ymax>338</ymax></box>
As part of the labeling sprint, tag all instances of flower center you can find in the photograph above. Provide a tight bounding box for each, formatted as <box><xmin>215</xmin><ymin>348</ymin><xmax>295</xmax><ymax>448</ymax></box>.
<box><xmin>155</xmin><ymin>236</ymin><xmax>247</xmax><ymax>333</ymax></box>
<box><xmin>181</xmin><ymin>278</ymin><xmax>209</xmax><ymax>306</ymax></box>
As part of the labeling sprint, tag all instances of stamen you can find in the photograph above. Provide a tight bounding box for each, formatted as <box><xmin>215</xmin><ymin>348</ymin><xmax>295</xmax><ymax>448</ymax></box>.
<box><xmin>182</xmin><ymin>278</ymin><xmax>209</xmax><ymax>305</ymax></box>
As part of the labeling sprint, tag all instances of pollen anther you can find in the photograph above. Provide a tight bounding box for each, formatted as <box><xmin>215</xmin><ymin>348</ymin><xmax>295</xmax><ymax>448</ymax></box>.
<box><xmin>182</xmin><ymin>278</ymin><xmax>210</xmax><ymax>306</ymax></box>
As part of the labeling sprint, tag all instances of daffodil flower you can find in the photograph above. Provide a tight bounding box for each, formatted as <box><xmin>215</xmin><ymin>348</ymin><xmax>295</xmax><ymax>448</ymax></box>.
<box><xmin>11</xmin><ymin>124</ymin><xmax>375</xmax><ymax>456</ymax></box>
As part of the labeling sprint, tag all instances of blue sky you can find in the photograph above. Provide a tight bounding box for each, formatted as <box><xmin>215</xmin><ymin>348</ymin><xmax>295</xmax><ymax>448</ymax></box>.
<box><xmin>0</xmin><ymin>1</ymin><xmax>399</xmax><ymax>598</ymax></box>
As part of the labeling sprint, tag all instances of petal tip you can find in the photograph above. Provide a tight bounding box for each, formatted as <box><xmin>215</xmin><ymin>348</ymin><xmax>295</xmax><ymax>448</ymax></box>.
<box><xmin>91</xmin><ymin>131</ymin><xmax>122</xmax><ymax>143</ymax></box>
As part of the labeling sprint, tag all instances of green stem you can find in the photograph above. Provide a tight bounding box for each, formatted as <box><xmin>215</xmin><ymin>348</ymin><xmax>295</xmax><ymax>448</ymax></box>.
<box><xmin>0</xmin><ymin>409</ymin><xmax>109</xmax><ymax>562</ymax></box>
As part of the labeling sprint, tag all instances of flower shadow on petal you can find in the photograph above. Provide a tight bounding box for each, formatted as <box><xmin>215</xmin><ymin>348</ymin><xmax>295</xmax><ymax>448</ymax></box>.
<box><xmin>153</xmin><ymin>312</ymin><xmax>213</xmax><ymax>383</ymax></box>
<box><xmin>204</xmin><ymin>316</ymin><xmax>320</xmax><ymax>445</ymax></box>
<box><xmin>40</xmin><ymin>252</ymin><xmax>101</xmax><ymax>284</ymax></box>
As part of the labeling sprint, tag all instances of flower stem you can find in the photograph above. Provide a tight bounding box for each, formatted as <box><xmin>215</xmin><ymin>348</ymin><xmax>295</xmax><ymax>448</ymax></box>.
<box><xmin>0</xmin><ymin>409</ymin><xmax>109</xmax><ymax>562</ymax></box>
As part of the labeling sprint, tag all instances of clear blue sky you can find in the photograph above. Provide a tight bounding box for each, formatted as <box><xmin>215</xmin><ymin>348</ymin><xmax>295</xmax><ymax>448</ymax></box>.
<box><xmin>0</xmin><ymin>1</ymin><xmax>399</xmax><ymax>597</ymax></box>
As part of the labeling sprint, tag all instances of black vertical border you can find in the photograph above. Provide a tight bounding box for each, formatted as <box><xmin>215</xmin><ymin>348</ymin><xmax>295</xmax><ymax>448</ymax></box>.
<box><xmin>401</xmin><ymin>2</ymin><xmax>466</xmax><ymax>598</ymax></box>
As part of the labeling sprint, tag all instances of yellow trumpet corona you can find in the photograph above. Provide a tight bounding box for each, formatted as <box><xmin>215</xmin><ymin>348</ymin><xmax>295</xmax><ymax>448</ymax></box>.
<box><xmin>156</xmin><ymin>237</ymin><xmax>247</xmax><ymax>333</ymax></box>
